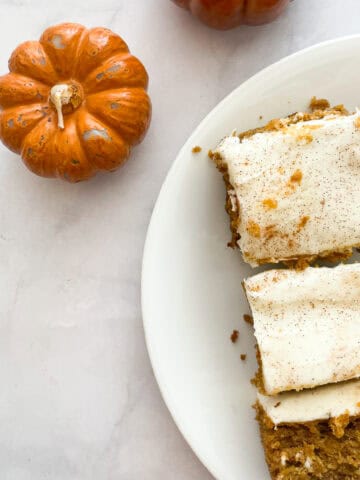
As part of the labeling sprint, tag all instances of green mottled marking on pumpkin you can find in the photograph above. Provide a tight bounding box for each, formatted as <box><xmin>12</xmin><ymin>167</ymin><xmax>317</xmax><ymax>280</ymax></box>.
<box><xmin>110</xmin><ymin>103</ymin><xmax>119</xmax><ymax>110</ymax></box>
<box><xmin>7</xmin><ymin>119</ymin><xmax>14</xmax><ymax>128</ymax></box>
<box><xmin>107</xmin><ymin>64</ymin><xmax>120</xmax><ymax>74</ymax></box>
<box><xmin>96</xmin><ymin>72</ymin><xmax>104</xmax><ymax>81</ymax></box>
<box><xmin>71</xmin><ymin>159</ymin><xmax>80</xmax><ymax>165</ymax></box>
<box><xmin>51</xmin><ymin>35</ymin><xmax>65</xmax><ymax>49</ymax></box>
<box><xmin>83</xmin><ymin>129</ymin><xmax>111</xmax><ymax>141</ymax></box>
<box><xmin>27</xmin><ymin>148</ymin><xmax>33</xmax><ymax>156</ymax></box>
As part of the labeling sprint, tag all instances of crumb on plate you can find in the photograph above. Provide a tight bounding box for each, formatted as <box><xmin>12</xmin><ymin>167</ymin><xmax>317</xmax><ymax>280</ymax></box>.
<box><xmin>192</xmin><ymin>146</ymin><xmax>202</xmax><ymax>153</ymax></box>
<box><xmin>230</xmin><ymin>329</ymin><xmax>239</xmax><ymax>343</ymax></box>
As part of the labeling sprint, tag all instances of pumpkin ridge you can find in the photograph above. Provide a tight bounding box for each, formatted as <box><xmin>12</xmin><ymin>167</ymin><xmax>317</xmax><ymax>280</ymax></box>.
<box><xmin>20</xmin><ymin>115</ymin><xmax>54</xmax><ymax>176</ymax></box>
<box><xmin>83</xmin><ymin>100</ymin><xmax>132</xmax><ymax>143</ymax></box>
<box><xmin>81</xmin><ymin>51</ymin><xmax>135</xmax><ymax>89</ymax></box>
<box><xmin>0</xmin><ymin>103</ymin><xmax>52</xmax><ymax>153</ymax></box>
<box><xmin>77</xmin><ymin>108</ymin><xmax>105</xmax><ymax>133</ymax></box>
<box><xmin>0</xmin><ymin>73</ymin><xmax>50</xmax><ymax>109</ymax></box>
<box><xmin>40</xmin><ymin>23</ymin><xmax>86</xmax><ymax>80</ymax></box>
<box><xmin>76</xmin><ymin>110</ymin><xmax>116</xmax><ymax>145</ymax></box>
<box><xmin>74</xmin><ymin>27</ymin><xmax>130</xmax><ymax>82</ymax></box>
<box><xmin>20</xmin><ymin>114</ymin><xmax>50</xmax><ymax>147</ymax></box>
<box><xmin>85</xmin><ymin>86</ymin><xmax>146</xmax><ymax>98</ymax></box>
<box><xmin>36</xmin><ymin>41</ymin><xmax>57</xmax><ymax>79</ymax></box>
<box><xmin>1</xmin><ymin>98</ymin><xmax>48</xmax><ymax>109</ymax></box>
<box><xmin>74</xmin><ymin>108</ymin><xmax>97</xmax><ymax>171</ymax></box>
<box><xmin>57</xmin><ymin>112</ymin><xmax>93</xmax><ymax>181</ymax></box>
<box><xmin>85</xmin><ymin>87</ymin><xmax>151</xmax><ymax>144</ymax></box>
<box><xmin>69</xmin><ymin>27</ymin><xmax>89</xmax><ymax>80</ymax></box>
<box><xmin>9</xmin><ymin>41</ymin><xmax>59</xmax><ymax>85</ymax></box>
<box><xmin>1</xmin><ymin>72</ymin><xmax>49</xmax><ymax>89</ymax></box>
<box><xmin>77</xmin><ymin>110</ymin><xmax>125</xmax><ymax>145</ymax></box>
<box><xmin>21</xmin><ymin>112</ymin><xmax>93</xmax><ymax>182</ymax></box>
<box><xmin>76</xmin><ymin>110</ymin><xmax>130</xmax><ymax>172</ymax></box>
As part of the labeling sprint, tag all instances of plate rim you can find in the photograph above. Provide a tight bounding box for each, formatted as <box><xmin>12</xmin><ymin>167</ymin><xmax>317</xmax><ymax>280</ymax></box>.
<box><xmin>141</xmin><ymin>33</ymin><xmax>360</xmax><ymax>480</ymax></box>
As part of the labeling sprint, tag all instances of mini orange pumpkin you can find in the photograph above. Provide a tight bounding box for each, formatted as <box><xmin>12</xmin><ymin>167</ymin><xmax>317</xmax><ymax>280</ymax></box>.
<box><xmin>0</xmin><ymin>23</ymin><xmax>151</xmax><ymax>182</ymax></box>
<box><xmin>172</xmin><ymin>0</ymin><xmax>289</xmax><ymax>29</ymax></box>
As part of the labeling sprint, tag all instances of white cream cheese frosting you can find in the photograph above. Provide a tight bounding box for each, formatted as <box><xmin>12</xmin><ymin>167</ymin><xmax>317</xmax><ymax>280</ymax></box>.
<box><xmin>244</xmin><ymin>263</ymin><xmax>360</xmax><ymax>395</ymax></box>
<box><xmin>258</xmin><ymin>379</ymin><xmax>360</xmax><ymax>425</ymax></box>
<box><xmin>215</xmin><ymin>112</ymin><xmax>360</xmax><ymax>266</ymax></box>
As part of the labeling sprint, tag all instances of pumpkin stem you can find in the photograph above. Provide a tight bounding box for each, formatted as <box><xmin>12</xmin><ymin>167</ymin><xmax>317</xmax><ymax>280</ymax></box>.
<box><xmin>50</xmin><ymin>84</ymin><xmax>82</xmax><ymax>129</ymax></box>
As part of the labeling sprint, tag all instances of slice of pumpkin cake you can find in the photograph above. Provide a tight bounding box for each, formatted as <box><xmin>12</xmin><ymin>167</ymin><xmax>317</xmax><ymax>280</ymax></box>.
<box><xmin>243</xmin><ymin>263</ymin><xmax>360</xmax><ymax>395</ymax></box>
<box><xmin>213</xmin><ymin>104</ymin><xmax>360</xmax><ymax>266</ymax></box>
<box><xmin>256</xmin><ymin>380</ymin><xmax>360</xmax><ymax>479</ymax></box>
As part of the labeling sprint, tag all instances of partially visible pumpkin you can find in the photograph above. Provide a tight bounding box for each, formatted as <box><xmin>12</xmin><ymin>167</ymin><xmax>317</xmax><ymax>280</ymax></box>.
<box><xmin>172</xmin><ymin>0</ymin><xmax>290</xmax><ymax>29</ymax></box>
<box><xmin>0</xmin><ymin>23</ymin><xmax>151</xmax><ymax>182</ymax></box>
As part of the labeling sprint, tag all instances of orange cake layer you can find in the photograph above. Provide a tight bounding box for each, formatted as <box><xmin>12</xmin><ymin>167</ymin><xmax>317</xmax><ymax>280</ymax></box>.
<box><xmin>256</xmin><ymin>379</ymin><xmax>360</xmax><ymax>479</ymax></box>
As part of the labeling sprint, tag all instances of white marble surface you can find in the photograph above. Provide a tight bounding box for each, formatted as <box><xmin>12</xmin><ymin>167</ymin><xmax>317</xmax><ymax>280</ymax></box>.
<box><xmin>0</xmin><ymin>0</ymin><xmax>360</xmax><ymax>478</ymax></box>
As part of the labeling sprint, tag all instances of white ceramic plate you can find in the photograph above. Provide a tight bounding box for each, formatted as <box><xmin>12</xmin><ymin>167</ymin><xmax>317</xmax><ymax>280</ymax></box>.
<box><xmin>142</xmin><ymin>35</ymin><xmax>360</xmax><ymax>480</ymax></box>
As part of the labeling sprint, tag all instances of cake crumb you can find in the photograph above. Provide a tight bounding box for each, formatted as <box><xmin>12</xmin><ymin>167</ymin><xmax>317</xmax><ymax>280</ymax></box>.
<box><xmin>243</xmin><ymin>314</ymin><xmax>253</xmax><ymax>325</ymax></box>
<box><xmin>329</xmin><ymin>411</ymin><xmax>350</xmax><ymax>438</ymax></box>
<box><xmin>259</xmin><ymin>115</ymin><xmax>263</xmax><ymax>120</ymax></box>
<box><xmin>246</xmin><ymin>220</ymin><xmax>261</xmax><ymax>238</ymax></box>
<box><xmin>240</xmin><ymin>354</ymin><xmax>247</xmax><ymax>361</ymax></box>
<box><xmin>230</xmin><ymin>330</ymin><xmax>239</xmax><ymax>343</ymax></box>
<box><xmin>290</xmin><ymin>169</ymin><xmax>303</xmax><ymax>184</ymax></box>
<box><xmin>297</xmin><ymin>132</ymin><xmax>313</xmax><ymax>144</ymax></box>
<box><xmin>262</xmin><ymin>198</ymin><xmax>278</xmax><ymax>210</ymax></box>
<box><xmin>208</xmin><ymin>149</ymin><xmax>214</xmax><ymax>159</ymax></box>
<box><xmin>295</xmin><ymin>258</ymin><xmax>310</xmax><ymax>271</ymax></box>
<box><xmin>192</xmin><ymin>146</ymin><xmax>202</xmax><ymax>153</ymax></box>
<box><xmin>274</xmin><ymin>401</ymin><xmax>281</xmax><ymax>408</ymax></box>
<box><xmin>310</xmin><ymin>97</ymin><xmax>330</xmax><ymax>111</ymax></box>
<box><xmin>297</xmin><ymin>215</ymin><xmax>310</xmax><ymax>230</ymax></box>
